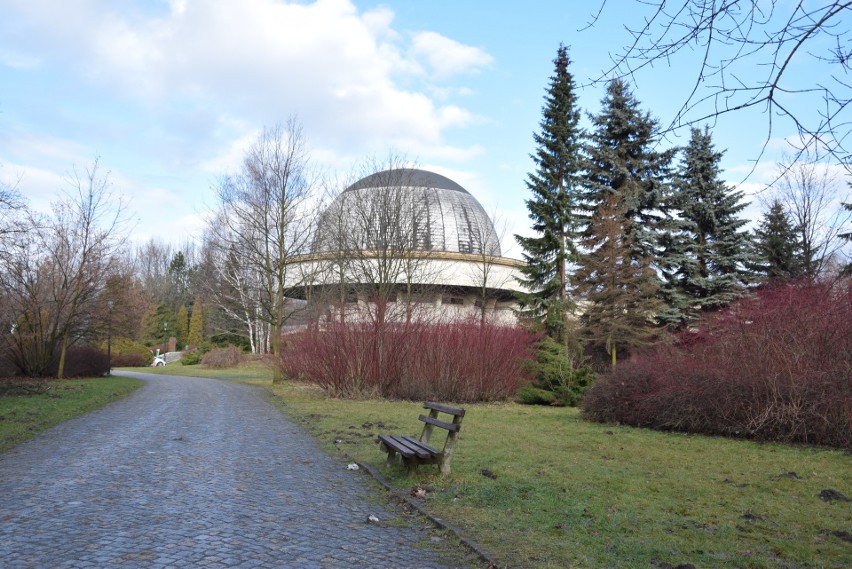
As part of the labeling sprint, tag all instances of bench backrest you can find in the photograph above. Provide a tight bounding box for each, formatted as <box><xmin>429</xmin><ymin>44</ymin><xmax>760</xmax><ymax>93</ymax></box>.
<box><xmin>419</xmin><ymin>401</ymin><xmax>465</xmax><ymax>449</ymax></box>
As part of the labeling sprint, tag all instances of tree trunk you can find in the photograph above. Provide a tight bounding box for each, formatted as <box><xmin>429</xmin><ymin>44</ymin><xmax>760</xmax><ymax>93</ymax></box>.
<box><xmin>57</xmin><ymin>331</ymin><xmax>68</xmax><ymax>379</ymax></box>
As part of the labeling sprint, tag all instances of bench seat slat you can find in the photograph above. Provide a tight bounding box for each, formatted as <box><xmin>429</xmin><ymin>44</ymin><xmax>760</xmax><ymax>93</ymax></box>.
<box><xmin>378</xmin><ymin>435</ymin><xmax>412</xmax><ymax>458</ymax></box>
<box><xmin>378</xmin><ymin>434</ymin><xmax>433</xmax><ymax>459</ymax></box>
<box><xmin>378</xmin><ymin>434</ymin><xmax>418</xmax><ymax>457</ymax></box>
<box><xmin>401</xmin><ymin>435</ymin><xmax>440</xmax><ymax>456</ymax></box>
<box><xmin>418</xmin><ymin>414</ymin><xmax>460</xmax><ymax>432</ymax></box>
<box><xmin>424</xmin><ymin>401</ymin><xmax>466</xmax><ymax>417</ymax></box>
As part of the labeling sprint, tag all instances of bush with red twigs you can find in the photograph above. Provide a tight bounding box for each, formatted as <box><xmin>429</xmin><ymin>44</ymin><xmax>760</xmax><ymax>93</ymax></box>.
<box><xmin>583</xmin><ymin>279</ymin><xmax>852</xmax><ymax>449</ymax></box>
<box><xmin>281</xmin><ymin>317</ymin><xmax>534</xmax><ymax>402</ymax></box>
<box><xmin>47</xmin><ymin>346</ymin><xmax>110</xmax><ymax>378</ymax></box>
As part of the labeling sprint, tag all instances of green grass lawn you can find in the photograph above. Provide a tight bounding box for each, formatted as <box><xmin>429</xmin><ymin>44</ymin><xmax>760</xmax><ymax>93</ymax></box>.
<box><xmin>129</xmin><ymin>362</ymin><xmax>852</xmax><ymax>568</ymax></box>
<box><xmin>0</xmin><ymin>376</ymin><xmax>143</xmax><ymax>452</ymax></box>
<box><xmin>128</xmin><ymin>360</ymin><xmax>273</xmax><ymax>381</ymax></box>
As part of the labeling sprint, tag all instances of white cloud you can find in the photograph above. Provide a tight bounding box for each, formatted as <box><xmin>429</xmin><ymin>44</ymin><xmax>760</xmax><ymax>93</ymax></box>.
<box><xmin>410</xmin><ymin>31</ymin><xmax>493</xmax><ymax>79</ymax></box>
<box><xmin>198</xmin><ymin>128</ymin><xmax>261</xmax><ymax>175</ymax></box>
<box><xmin>3</xmin><ymin>163</ymin><xmax>63</xmax><ymax>213</ymax></box>
<box><xmin>0</xmin><ymin>0</ymin><xmax>501</xmax><ymax>248</ymax></box>
<box><xmin>0</xmin><ymin>0</ymin><xmax>490</xmax><ymax>165</ymax></box>
<box><xmin>1</xmin><ymin>130</ymin><xmax>91</xmax><ymax>168</ymax></box>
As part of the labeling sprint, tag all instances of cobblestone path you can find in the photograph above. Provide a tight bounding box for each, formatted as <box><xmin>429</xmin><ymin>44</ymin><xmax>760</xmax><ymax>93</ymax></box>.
<box><xmin>0</xmin><ymin>372</ymin><xmax>473</xmax><ymax>568</ymax></box>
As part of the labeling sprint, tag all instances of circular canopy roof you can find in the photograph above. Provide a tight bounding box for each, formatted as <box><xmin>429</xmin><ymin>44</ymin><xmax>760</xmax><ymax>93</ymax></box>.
<box><xmin>315</xmin><ymin>168</ymin><xmax>501</xmax><ymax>256</ymax></box>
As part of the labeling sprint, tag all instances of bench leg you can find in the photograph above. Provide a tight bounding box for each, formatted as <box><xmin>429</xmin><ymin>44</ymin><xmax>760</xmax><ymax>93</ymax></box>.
<box><xmin>439</xmin><ymin>431</ymin><xmax>460</xmax><ymax>475</ymax></box>
<box><xmin>385</xmin><ymin>448</ymin><xmax>398</xmax><ymax>467</ymax></box>
<box><xmin>402</xmin><ymin>457</ymin><xmax>418</xmax><ymax>476</ymax></box>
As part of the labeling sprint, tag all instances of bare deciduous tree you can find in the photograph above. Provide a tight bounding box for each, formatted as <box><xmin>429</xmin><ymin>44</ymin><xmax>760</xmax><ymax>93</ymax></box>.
<box><xmin>131</xmin><ymin>238</ymin><xmax>200</xmax><ymax>316</ymax></box>
<box><xmin>0</xmin><ymin>159</ymin><xmax>127</xmax><ymax>377</ymax></box>
<box><xmin>466</xmin><ymin>207</ymin><xmax>511</xmax><ymax>325</ymax></box>
<box><xmin>771</xmin><ymin>155</ymin><xmax>851</xmax><ymax>278</ymax></box>
<box><xmin>588</xmin><ymin>1</ymin><xmax>852</xmax><ymax>170</ymax></box>
<box><xmin>0</xmin><ymin>169</ymin><xmax>26</xmax><ymax>263</ymax></box>
<box><xmin>202</xmin><ymin>229</ymin><xmax>267</xmax><ymax>354</ymax></box>
<box><xmin>206</xmin><ymin>118</ymin><xmax>319</xmax><ymax>382</ymax></box>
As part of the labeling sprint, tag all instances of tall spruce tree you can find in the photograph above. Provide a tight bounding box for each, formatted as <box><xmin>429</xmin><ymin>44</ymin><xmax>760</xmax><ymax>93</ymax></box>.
<box><xmin>574</xmin><ymin>194</ymin><xmax>662</xmax><ymax>365</ymax></box>
<box><xmin>515</xmin><ymin>44</ymin><xmax>584</xmax><ymax>342</ymax></box>
<box><xmin>659</xmin><ymin>126</ymin><xmax>755</xmax><ymax>325</ymax></box>
<box><xmin>575</xmin><ymin>78</ymin><xmax>671</xmax><ymax>356</ymax></box>
<box><xmin>753</xmin><ymin>198</ymin><xmax>801</xmax><ymax>279</ymax></box>
<box><xmin>580</xmin><ymin>78</ymin><xmax>674</xmax><ymax>262</ymax></box>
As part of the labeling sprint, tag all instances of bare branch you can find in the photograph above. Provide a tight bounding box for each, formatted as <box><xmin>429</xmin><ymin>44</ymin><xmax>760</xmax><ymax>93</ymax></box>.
<box><xmin>590</xmin><ymin>1</ymin><xmax>852</xmax><ymax>172</ymax></box>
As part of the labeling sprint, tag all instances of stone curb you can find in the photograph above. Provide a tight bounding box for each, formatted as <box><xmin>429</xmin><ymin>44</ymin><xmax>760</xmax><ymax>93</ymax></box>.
<box><xmin>356</xmin><ymin>462</ymin><xmax>500</xmax><ymax>569</ymax></box>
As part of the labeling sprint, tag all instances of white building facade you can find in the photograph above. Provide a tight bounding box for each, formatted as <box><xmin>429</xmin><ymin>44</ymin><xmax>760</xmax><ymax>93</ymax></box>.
<box><xmin>289</xmin><ymin>168</ymin><xmax>526</xmax><ymax>325</ymax></box>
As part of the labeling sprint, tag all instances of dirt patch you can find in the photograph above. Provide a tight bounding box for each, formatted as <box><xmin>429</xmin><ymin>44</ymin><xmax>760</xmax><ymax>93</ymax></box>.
<box><xmin>819</xmin><ymin>489</ymin><xmax>849</xmax><ymax>502</ymax></box>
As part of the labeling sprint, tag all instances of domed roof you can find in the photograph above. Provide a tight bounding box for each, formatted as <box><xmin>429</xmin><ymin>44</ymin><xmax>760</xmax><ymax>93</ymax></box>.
<box><xmin>315</xmin><ymin>168</ymin><xmax>501</xmax><ymax>256</ymax></box>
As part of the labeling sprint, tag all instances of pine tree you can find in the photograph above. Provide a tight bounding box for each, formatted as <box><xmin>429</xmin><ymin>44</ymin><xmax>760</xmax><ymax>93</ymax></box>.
<box><xmin>581</xmin><ymin>78</ymin><xmax>674</xmax><ymax>262</ymax></box>
<box><xmin>188</xmin><ymin>297</ymin><xmax>204</xmax><ymax>348</ymax></box>
<box><xmin>515</xmin><ymin>44</ymin><xmax>584</xmax><ymax>342</ymax></box>
<box><xmin>659</xmin><ymin>126</ymin><xmax>755</xmax><ymax>324</ymax></box>
<box><xmin>176</xmin><ymin>304</ymin><xmax>189</xmax><ymax>349</ymax></box>
<box><xmin>753</xmin><ymin>198</ymin><xmax>801</xmax><ymax>279</ymax></box>
<box><xmin>574</xmin><ymin>194</ymin><xmax>662</xmax><ymax>365</ymax></box>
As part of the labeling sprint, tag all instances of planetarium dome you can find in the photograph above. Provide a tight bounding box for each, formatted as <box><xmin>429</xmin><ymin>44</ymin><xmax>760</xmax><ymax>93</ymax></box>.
<box><xmin>315</xmin><ymin>168</ymin><xmax>501</xmax><ymax>256</ymax></box>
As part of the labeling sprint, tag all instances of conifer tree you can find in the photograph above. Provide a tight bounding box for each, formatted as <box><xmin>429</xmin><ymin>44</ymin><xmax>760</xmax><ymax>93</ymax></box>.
<box><xmin>575</xmin><ymin>78</ymin><xmax>671</xmax><ymax>356</ymax></box>
<box><xmin>753</xmin><ymin>198</ymin><xmax>801</xmax><ymax>279</ymax></box>
<box><xmin>188</xmin><ymin>297</ymin><xmax>204</xmax><ymax>348</ymax></box>
<box><xmin>574</xmin><ymin>194</ymin><xmax>662</xmax><ymax>365</ymax></box>
<box><xmin>580</xmin><ymin>78</ymin><xmax>674</xmax><ymax>262</ymax></box>
<box><xmin>140</xmin><ymin>304</ymin><xmax>177</xmax><ymax>345</ymax></box>
<box><xmin>176</xmin><ymin>304</ymin><xmax>189</xmax><ymax>348</ymax></box>
<box><xmin>515</xmin><ymin>44</ymin><xmax>584</xmax><ymax>343</ymax></box>
<box><xmin>659</xmin><ymin>126</ymin><xmax>754</xmax><ymax>324</ymax></box>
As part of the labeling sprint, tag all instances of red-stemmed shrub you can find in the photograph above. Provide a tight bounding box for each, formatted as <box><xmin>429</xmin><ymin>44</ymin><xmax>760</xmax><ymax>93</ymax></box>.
<box><xmin>47</xmin><ymin>346</ymin><xmax>110</xmax><ymax>378</ymax></box>
<box><xmin>583</xmin><ymin>279</ymin><xmax>852</xmax><ymax>449</ymax></box>
<box><xmin>281</xmin><ymin>316</ymin><xmax>534</xmax><ymax>402</ymax></box>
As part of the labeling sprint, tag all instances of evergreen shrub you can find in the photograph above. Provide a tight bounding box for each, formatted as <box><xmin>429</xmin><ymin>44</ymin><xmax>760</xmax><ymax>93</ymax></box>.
<box><xmin>209</xmin><ymin>333</ymin><xmax>250</xmax><ymax>352</ymax></box>
<box><xmin>583</xmin><ymin>279</ymin><xmax>852</xmax><ymax>448</ymax></box>
<box><xmin>179</xmin><ymin>351</ymin><xmax>201</xmax><ymax>366</ymax></box>
<box><xmin>516</xmin><ymin>384</ymin><xmax>558</xmax><ymax>405</ymax></box>
<box><xmin>103</xmin><ymin>337</ymin><xmax>153</xmax><ymax>367</ymax></box>
<box><xmin>521</xmin><ymin>335</ymin><xmax>596</xmax><ymax>406</ymax></box>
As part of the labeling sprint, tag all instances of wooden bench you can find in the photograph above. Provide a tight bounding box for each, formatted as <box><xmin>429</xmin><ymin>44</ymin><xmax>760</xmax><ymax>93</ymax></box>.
<box><xmin>378</xmin><ymin>402</ymin><xmax>465</xmax><ymax>475</ymax></box>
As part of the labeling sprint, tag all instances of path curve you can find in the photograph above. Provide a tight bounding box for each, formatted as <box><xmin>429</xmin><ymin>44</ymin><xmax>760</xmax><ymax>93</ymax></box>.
<box><xmin>0</xmin><ymin>372</ymin><xmax>470</xmax><ymax>568</ymax></box>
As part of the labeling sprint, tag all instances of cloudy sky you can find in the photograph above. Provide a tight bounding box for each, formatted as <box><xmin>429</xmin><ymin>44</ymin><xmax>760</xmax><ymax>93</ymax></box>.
<box><xmin>0</xmin><ymin>0</ymin><xmax>845</xmax><ymax>257</ymax></box>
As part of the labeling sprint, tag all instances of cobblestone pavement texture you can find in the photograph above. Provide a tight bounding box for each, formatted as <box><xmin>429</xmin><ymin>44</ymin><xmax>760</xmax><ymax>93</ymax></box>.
<box><xmin>0</xmin><ymin>372</ymin><xmax>474</xmax><ymax>568</ymax></box>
